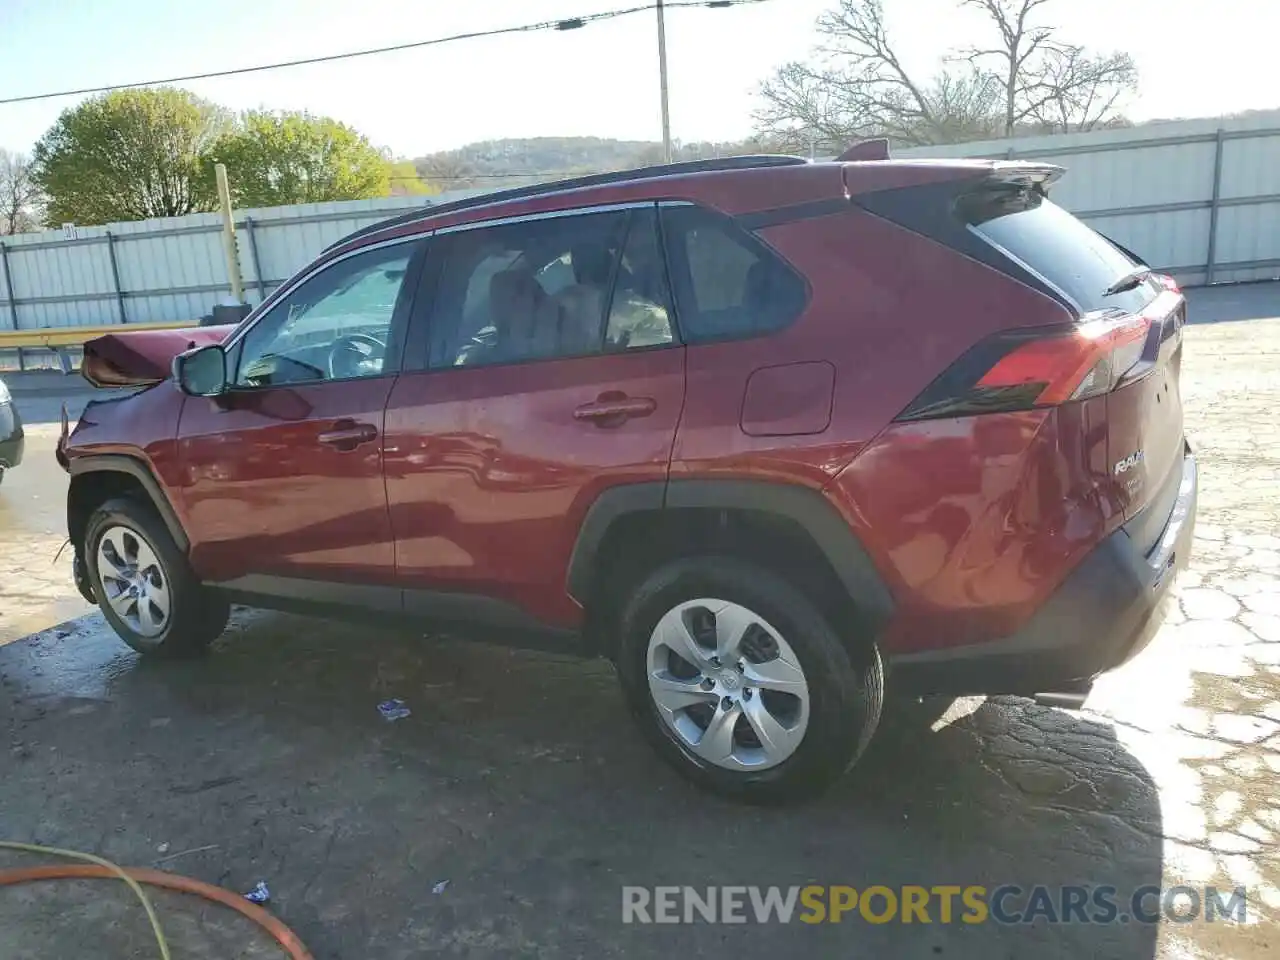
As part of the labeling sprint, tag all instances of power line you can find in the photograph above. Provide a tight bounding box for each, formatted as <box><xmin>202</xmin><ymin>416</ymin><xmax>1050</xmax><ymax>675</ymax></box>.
<box><xmin>0</xmin><ymin>0</ymin><xmax>769</xmax><ymax>107</ymax></box>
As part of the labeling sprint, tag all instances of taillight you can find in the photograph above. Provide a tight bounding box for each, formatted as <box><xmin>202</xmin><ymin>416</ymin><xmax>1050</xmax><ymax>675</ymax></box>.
<box><xmin>897</xmin><ymin>314</ymin><xmax>1154</xmax><ymax>421</ymax></box>
<box><xmin>1153</xmin><ymin>273</ymin><xmax>1180</xmax><ymax>293</ymax></box>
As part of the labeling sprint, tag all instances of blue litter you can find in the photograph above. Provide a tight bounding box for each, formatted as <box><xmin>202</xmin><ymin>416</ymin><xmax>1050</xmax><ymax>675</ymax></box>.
<box><xmin>377</xmin><ymin>699</ymin><xmax>411</xmax><ymax>722</ymax></box>
<box><xmin>244</xmin><ymin>881</ymin><xmax>270</xmax><ymax>904</ymax></box>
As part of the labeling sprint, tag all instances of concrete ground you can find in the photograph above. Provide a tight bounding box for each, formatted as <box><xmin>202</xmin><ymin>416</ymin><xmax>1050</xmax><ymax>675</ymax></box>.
<box><xmin>1</xmin><ymin>285</ymin><xmax>1278</xmax><ymax>958</ymax></box>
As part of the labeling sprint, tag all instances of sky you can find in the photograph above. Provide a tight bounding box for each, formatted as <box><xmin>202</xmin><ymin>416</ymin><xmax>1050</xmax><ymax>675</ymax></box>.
<box><xmin>0</xmin><ymin>0</ymin><xmax>1275</xmax><ymax>160</ymax></box>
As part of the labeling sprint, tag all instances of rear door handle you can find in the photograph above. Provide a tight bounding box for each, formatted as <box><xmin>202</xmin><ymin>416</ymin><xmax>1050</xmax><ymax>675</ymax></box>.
<box><xmin>573</xmin><ymin>395</ymin><xmax>657</xmax><ymax>427</ymax></box>
<box><xmin>318</xmin><ymin>420</ymin><xmax>378</xmax><ymax>450</ymax></box>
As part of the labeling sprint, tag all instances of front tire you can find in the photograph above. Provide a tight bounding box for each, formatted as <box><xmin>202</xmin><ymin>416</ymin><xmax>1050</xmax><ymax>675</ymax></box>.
<box><xmin>615</xmin><ymin>556</ymin><xmax>883</xmax><ymax>805</ymax></box>
<box><xmin>84</xmin><ymin>497</ymin><xmax>229</xmax><ymax>658</ymax></box>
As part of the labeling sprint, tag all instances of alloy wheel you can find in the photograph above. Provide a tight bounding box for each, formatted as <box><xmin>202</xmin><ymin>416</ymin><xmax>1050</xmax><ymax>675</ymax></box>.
<box><xmin>646</xmin><ymin>598</ymin><xmax>810</xmax><ymax>771</ymax></box>
<box><xmin>96</xmin><ymin>525</ymin><xmax>171</xmax><ymax>638</ymax></box>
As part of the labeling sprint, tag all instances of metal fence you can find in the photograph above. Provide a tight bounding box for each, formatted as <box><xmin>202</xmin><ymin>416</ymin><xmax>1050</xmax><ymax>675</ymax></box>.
<box><xmin>898</xmin><ymin>111</ymin><xmax>1280</xmax><ymax>287</ymax></box>
<box><xmin>4</xmin><ymin>112</ymin><xmax>1280</xmax><ymax>364</ymax></box>
<box><xmin>0</xmin><ymin>192</ymin><xmax>492</xmax><ymax>368</ymax></box>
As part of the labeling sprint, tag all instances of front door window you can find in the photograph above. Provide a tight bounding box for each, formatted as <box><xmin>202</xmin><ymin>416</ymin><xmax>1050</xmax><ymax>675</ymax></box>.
<box><xmin>235</xmin><ymin>243</ymin><xmax>417</xmax><ymax>387</ymax></box>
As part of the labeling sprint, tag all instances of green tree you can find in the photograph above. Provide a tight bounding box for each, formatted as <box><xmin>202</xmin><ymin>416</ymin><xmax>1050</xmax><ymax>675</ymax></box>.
<box><xmin>32</xmin><ymin>88</ymin><xmax>227</xmax><ymax>225</ymax></box>
<box><xmin>388</xmin><ymin>160</ymin><xmax>437</xmax><ymax>197</ymax></box>
<box><xmin>208</xmin><ymin>111</ymin><xmax>391</xmax><ymax>207</ymax></box>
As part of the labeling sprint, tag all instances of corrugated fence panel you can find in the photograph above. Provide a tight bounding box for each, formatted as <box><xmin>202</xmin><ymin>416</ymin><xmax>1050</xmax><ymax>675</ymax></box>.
<box><xmin>8</xmin><ymin>236</ymin><xmax>118</xmax><ymax>327</ymax></box>
<box><xmin>244</xmin><ymin>199</ymin><xmax>427</xmax><ymax>292</ymax></box>
<box><xmin>1218</xmin><ymin>131</ymin><xmax>1280</xmax><ymax>199</ymax></box>
<box><xmin>125</xmin><ymin>291</ymin><xmax>218</xmax><ymax>324</ymax></box>
<box><xmin>115</xmin><ymin>227</ymin><xmax>226</xmax><ymax>323</ymax></box>
<box><xmin>1058</xmin><ymin>142</ymin><xmax>1218</xmax><ymax>213</ymax></box>
<box><xmin>899</xmin><ymin>112</ymin><xmax>1280</xmax><ymax>285</ymax></box>
<box><xmin>5</xmin><ymin>123</ymin><xmax>1280</xmax><ymax>338</ymax></box>
<box><xmin>0</xmin><ymin>195</ymin><xmax>462</xmax><ymax>333</ymax></box>
<box><xmin>21</xmin><ymin>295</ymin><xmax>117</xmax><ymax>329</ymax></box>
<box><xmin>1211</xmin><ymin>134</ymin><xmax>1280</xmax><ymax>283</ymax></box>
<box><xmin>1214</xmin><ymin>201</ymin><xmax>1280</xmax><ymax>283</ymax></box>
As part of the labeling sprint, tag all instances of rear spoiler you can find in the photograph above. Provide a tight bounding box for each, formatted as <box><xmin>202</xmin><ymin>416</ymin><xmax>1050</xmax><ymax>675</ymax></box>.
<box><xmin>837</xmin><ymin>139</ymin><xmax>891</xmax><ymax>162</ymax></box>
<box><xmin>985</xmin><ymin>161</ymin><xmax>1064</xmax><ymax>191</ymax></box>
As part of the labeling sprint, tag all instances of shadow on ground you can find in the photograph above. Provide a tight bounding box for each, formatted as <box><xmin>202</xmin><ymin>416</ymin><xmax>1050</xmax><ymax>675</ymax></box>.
<box><xmin>1</xmin><ymin>609</ymin><xmax>1163</xmax><ymax>958</ymax></box>
<box><xmin>1185</xmin><ymin>282</ymin><xmax>1280</xmax><ymax>325</ymax></box>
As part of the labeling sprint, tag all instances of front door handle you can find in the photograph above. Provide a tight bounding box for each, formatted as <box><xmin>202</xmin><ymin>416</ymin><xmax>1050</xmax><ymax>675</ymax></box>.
<box><xmin>318</xmin><ymin>419</ymin><xmax>378</xmax><ymax>450</ymax></box>
<box><xmin>573</xmin><ymin>394</ymin><xmax>657</xmax><ymax>427</ymax></box>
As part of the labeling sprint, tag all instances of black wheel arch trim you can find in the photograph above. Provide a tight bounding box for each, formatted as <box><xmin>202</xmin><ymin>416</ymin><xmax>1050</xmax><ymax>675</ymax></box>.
<box><xmin>567</xmin><ymin>479</ymin><xmax>895</xmax><ymax>629</ymax></box>
<box><xmin>68</xmin><ymin>454</ymin><xmax>190</xmax><ymax>554</ymax></box>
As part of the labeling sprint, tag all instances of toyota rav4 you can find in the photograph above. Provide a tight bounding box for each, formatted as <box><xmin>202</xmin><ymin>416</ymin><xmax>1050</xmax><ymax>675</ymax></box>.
<box><xmin>58</xmin><ymin>150</ymin><xmax>1196</xmax><ymax>803</ymax></box>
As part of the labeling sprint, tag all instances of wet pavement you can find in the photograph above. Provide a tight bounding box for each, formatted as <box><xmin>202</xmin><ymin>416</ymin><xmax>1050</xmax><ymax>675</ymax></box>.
<box><xmin>1</xmin><ymin>289</ymin><xmax>1278</xmax><ymax>958</ymax></box>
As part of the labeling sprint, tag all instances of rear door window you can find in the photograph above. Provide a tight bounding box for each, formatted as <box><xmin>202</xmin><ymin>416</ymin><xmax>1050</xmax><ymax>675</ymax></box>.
<box><xmin>426</xmin><ymin>211</ymin><xmax>629</xmax><ymax>368</ymax></box>
<box><xmin>605</xmin><ymin>207</ymin><xmax>676</xmax><ymax>350</ymax></box>
<box><xmin>423</xmin><ymin>207</ymin><xmax>679</xmax><ymax>369</ymax></box>
<box><xmin>960</xmin><ymin>190</ymin><xmax>1158</xmax><ymax>314</ymax></box>
<box><xmin>661</xmin><ymin>205</ymin><xmax>808</xmax><ymax>342</ymax></box>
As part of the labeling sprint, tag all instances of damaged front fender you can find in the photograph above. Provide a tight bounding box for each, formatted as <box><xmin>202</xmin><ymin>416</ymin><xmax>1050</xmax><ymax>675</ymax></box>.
<box><xmin>81</xmin><ymin>324</ymin><xmax>235</xmax><ymax>388</ymax></box>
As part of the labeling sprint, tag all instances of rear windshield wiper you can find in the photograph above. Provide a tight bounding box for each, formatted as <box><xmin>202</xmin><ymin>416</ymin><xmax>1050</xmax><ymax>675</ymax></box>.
<box><xmin>1103</xmin><ymin>266</ymin><xmax>1152</xmax><ymax>297</ymax></box>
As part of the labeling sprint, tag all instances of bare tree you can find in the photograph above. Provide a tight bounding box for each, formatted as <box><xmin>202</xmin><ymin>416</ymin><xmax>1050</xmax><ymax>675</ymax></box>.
<box><xmin>756</xmin><ymin>0</ymin><xmax>1002</xmax><ymax>149</ymax></box>
<box><xmin>960</xmin><ymin>0</ymin><xmax>1136</xmax><ymax>134</ymax></box>
<box><xmin>0</xmin><ymin>149</ymin><xmax>41</xmax><ymax>235</ymax></box>
<box><xmin>756</xmin><ymin>0</ymin><xmax>1135</xmax><ymax>148</ymax></box>
<box><xmin>1022</xmin><ymin>45</ymin><xmax>1137</xmax><ymax>132</ymax></box>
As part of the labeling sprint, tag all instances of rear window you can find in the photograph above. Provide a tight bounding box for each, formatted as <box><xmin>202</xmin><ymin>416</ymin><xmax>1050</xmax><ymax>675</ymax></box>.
<box><xmin>960</xmin><ymin>190</ymin><xmax>1157</xmax><ymax>315</ymax></box>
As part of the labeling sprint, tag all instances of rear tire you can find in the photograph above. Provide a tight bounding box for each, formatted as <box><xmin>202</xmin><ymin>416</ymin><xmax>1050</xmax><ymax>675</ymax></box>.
<box><xmin>84</xmin><ymin>497</ymin><xmax>229</xmax><ymax>658</ymax></box>
<box><xmin>615</xmin><ymin>556</ymin><xmax>883</xmax><ymax>805</ymax></box>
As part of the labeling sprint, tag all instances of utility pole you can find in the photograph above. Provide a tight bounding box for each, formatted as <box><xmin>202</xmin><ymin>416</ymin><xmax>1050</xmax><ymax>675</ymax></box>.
<box><xmin>656</xmin><ymin>0</ymin><xmax>672</xmax><ymax>163</ymax></box>
<box><xmin>214</xmin><ymin>163</ymin><xmax>245</xmax><ymax>304</ymax></box>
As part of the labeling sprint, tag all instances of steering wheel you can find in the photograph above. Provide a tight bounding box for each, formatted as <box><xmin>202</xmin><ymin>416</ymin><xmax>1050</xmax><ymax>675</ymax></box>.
<box><xmin>327</xmin><ymin>332</ymin><xmax>387</xmax><ymax>379</ymax></box>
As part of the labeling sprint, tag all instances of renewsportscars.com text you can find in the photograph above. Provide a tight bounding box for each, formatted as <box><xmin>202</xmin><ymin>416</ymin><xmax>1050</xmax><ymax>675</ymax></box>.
<box><xmin>621</xmin><ymin>885</ymin><xmax>1248</xmax><ymax>925</ymax></box>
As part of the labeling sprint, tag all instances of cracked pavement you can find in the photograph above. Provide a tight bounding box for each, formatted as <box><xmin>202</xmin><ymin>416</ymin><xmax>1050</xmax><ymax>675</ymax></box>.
<box><xmin>0</xmin><ymin>286</ymin><xmax>1277</xmax><ymax>958</ymax></box>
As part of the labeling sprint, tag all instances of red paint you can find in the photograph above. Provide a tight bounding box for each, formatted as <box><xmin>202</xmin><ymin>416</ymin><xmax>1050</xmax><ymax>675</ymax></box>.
<box><xmin>828</xmin><ymin>398</ymin><xmax>1118</xmax><ymax>653</ymax></box>
<box><xmin>63</xmin><ymin>156</ymin><xmax>1188</xmax><ymax>660</ymax></box>
<box><xmin>740</xmin><ymin>362</ymin><xmax>835</xmax><ymax>437</ymax></box>
<box><xmin>383</xmin><ymin>349</ymin><xmax>685</xmax><ymax>627</ymax></box>
<box><xmin>175</xmin><ymin>379</ymin><xmax>396</xmax><ymax>583</ymax></box>
<box><xmin>81</xmin><ymin>325</ymin><xmax>234</xmax><ymax>386</ymax></box>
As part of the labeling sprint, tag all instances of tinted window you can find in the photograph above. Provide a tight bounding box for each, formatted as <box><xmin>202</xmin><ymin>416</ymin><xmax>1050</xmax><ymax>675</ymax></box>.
<box><xmin>235</xmin><ymin>242</ymin><xmax>417</xmax><ymax>387</ymax></box>
<box><xmin>961</xmin><ymin>191</ymin><xmax>1157</xmax><ymax>314</ymax></box>
<box><xmin>428</xmin><ymin>209</ymin><xmax>675</xmax><ymax>368</ymax></box>
<box><xmin>662</xmin><ymin>206</ymin><xmax>807</xmax><ymax>342</ymax></box>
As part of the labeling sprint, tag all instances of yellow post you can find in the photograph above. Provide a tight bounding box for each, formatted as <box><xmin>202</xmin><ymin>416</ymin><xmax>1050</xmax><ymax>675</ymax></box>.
<box><xmin>214</xmin><ymin>163</ymin><xmax>245</xmax><ymax>304</ymax></box>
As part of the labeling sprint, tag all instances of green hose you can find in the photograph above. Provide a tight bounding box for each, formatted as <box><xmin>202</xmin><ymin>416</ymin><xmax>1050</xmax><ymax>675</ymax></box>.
<box><xmin>0</xmin><ymin>839</ymin><xmax>169</xmax><ymax>959</ymax></box>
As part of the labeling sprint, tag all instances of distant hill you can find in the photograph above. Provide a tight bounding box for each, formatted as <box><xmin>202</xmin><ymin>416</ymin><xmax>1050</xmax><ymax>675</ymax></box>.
<box><xmin>414</xmin><ymin>136</ymin><xmax>775</xmax><ymax>191</ymax></box>
<box><xmin>412</xmin><ymin>111</ymin><xmax>1280</xmax><ymax>192</ymax></box>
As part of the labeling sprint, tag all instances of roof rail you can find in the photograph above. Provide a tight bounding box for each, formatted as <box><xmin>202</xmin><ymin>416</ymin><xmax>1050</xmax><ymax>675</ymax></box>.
<box><xmin>326</xmin><ymin>154</ymin><xmax>809</xmax><ymax>251</ymax></box>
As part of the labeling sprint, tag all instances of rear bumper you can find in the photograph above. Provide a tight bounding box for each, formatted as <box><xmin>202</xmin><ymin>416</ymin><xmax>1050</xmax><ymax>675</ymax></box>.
<box><xmin>0</xmin><ymin>402</ymin><xmax>23</xmax><ymax>469</ymax></box>
<box><xmin>891</xmin><ymin>446</ymin><xmax>1197</xmax><ymax>696</ymax></box>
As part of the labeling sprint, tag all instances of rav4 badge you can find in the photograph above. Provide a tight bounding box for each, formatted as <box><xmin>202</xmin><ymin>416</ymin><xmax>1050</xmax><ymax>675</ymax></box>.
<box><xmin>1114</xmin><ymin>450</ymin><xmax>1145</xmax><ymax>475</ymax></box>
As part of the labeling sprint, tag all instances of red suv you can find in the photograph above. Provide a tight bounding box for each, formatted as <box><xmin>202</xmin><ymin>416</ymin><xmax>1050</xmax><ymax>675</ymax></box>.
<box><xmin>59</xmin><ymin>153</ymin><xmax>1196</xmax><ymax>803</ymax></box>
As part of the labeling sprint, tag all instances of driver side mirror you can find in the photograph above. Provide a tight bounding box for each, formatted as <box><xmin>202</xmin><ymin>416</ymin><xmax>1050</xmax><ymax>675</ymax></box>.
<box><xmin>173</xmin><ymin>344</ymin><xmax>228</xmax><ymax>397</ymax></box>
